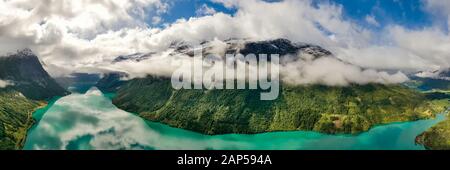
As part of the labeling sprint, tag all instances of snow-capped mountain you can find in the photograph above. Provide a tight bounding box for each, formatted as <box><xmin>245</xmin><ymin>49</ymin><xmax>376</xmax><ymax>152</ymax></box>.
<box><xmin>112</xmin><ymin>38</ymin><xmax>333</xmax><ymax>64</ymax></box>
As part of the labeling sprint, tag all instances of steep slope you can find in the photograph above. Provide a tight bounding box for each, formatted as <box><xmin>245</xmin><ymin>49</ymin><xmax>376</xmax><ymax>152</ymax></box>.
<box><xmin>111</xmin><ymin>76</ymin><xmax>446</xmax><ymax>135</ymax></box>
<box><xmin>0</xmin><ymin>49</ymin><xmax>69</xmax><ymax>100</ymax></box>
<box><xmin>0</xmin><ymin>88</ymin><xmax>42</xmax><ymax>149</ymax></box>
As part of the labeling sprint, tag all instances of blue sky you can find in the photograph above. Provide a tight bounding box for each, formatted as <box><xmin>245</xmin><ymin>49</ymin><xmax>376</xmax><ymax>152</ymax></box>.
<box><xmin>331</xmin><ymin>0</ymin><xmax>433</xmax><ymax>29</ymax></box>
<box><xmin>149</xmin><ymin>0</ymin><xmax>236</xmax><ymax>26</ymax></box>
<box><xmin>155</xmin><ymin>0</ymin><xmax>436</xmax><ymax>30</ymax></box>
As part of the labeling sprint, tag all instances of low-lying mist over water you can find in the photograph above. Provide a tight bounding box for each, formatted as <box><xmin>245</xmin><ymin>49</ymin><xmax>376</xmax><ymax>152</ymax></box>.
<box><xmin>24</xmin><ymin>87</ymin><xmax>447</xmax><ymax>150</ymax></box>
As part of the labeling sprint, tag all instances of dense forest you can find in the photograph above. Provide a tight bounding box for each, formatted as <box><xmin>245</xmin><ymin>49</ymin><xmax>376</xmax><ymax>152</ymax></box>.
<box><xmin>110</xmin><ymin>76</ymin><xmax>448</xmax><ymax>135</ymax></box>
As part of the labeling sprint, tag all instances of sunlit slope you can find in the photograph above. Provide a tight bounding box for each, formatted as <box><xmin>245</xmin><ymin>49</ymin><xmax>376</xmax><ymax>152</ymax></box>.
<box><xmin>0</xmin><ymin>89</ymin><xmax>40</xmax><ymax>150</ymax></box>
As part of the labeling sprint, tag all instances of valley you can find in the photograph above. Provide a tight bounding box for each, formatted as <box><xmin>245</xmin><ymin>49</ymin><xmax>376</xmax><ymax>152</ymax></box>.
<box><xmin>0</xmin><ymin>43</ymin><xmax>449</xmax><ymax>150</ymax></box>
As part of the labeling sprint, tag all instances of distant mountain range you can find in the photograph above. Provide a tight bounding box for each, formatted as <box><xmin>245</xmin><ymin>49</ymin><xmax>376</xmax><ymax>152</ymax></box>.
<box><xmin>415</xmin><ymin>69</ymin><xmax>450</xmax><ymax>81</ymax></box>
<box><xmin>406</xmin><ymin>69</ymin><xmax>450</xmax><ymax>91</ymax></box>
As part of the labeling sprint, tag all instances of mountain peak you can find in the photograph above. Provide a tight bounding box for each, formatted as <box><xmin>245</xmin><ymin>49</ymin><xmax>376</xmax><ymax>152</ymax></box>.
<box><xmin>239</xmin><ymin>38</ymin><xmax>332</xmax><ymax>58</ymax></box>
<box><xmin>168</xmin><ymin>38</ymin><xmax>333</xmax><ymax>57</ymax></box>
<box><xmin>112</xmin><ymin>52</ymin><xmax>156</xmax><ymax>63</ymax></box>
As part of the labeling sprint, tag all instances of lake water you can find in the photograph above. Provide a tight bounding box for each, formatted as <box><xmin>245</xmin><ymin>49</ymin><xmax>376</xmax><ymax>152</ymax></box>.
<box><xmin>24</xmin><ymin>87</ymin><xmax>447</xmax><ymax>150</ymax></box>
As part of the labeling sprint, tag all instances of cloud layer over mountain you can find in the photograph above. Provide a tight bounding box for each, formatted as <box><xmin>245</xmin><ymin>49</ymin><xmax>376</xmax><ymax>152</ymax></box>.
<box><xmin>0</xmin><ymin>0</ymin><xmax>448</xmax><ymax>86</ymax></box>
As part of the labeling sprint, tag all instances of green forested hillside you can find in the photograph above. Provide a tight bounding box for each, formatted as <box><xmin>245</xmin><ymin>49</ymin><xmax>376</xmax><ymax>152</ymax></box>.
<box><xmin>416</xmin><ymin>91</ymin><xmax>450</xmax><ymax>150</ymax></box>
<box><xmin>111</xmin><ymin>76</ymin><xmax>447</xmax><ymax>135</ymax></box>
<box><xmin>416</xmin><ymin>111</ymin><xmax>450</xmax><ymax>149</ymax></box>
<box><xmin>0</xmin><ymin>89</ymin><xmax>40</xmax><ymax>150</ymax></box>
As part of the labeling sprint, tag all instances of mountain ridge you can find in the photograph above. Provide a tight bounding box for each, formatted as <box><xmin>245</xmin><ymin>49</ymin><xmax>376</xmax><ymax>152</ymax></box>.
<box><xmin>0</xmin><ymin>49</ymin><xmax>69</xmax><ymax>100</ymax></box>
<box><xmin>97</xmin><ymin>39</ymin><xmax>449</xmax><ymax>135</ymax></box>
<box><xmin>111</xmin><ymin>38</ymin><xmax>334</xmax><ymax>64</ymax></box>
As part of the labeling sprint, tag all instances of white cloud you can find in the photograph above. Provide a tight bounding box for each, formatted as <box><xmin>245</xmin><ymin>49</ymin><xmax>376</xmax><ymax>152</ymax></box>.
<box><xmin>196</xmin><ymin>4</ymin><xmax>217</xmax><ymax>16</ymax></box>
<box><xmin>387</xmin><ymin>26</ymin><xmax>450</xmax><ymax>70</ymax></box>
<box><xmin>144</xmin><ymin>0</ymin><xmax>372</xmax><ymax>52</ymax></box>
<box><xmin>0</xmin><ymin>0</ymin><xmax>165</xmax><ymax>39</ymax></box>
<box><xmin>365</xmin><ymin>15</ymin><xmax>380</xmax><ymax>27</ymax></box>
<box><xmin>0</xmin><ymin>79</ymin><xmax>13</xmax><ymax>88</ymax></box>
<box><xmin>0</xmin><ymin>0</ymin><xmax>448</xmax><ymax>86</ymax></box>
<box><xmin>101</xmin><ymin>38</ymin><xmax>409</xmax><ymax>86</ymax></box>
<box><xmin>423</xmin><ymin>0</ymin><xmax>450</xmax><ymax>29</ymax></box>
<box><xmin>151</xmin><ymin>16</ymin><xmax>162</xmax><ymax>25</ymax></box>
<box><xmin>281</xmin><ymin>55</ymin><xmax>409</xmax><ymax>86</ymax></box>
<box><xmin>0</xmin><ymin>0</ymin><xmax>168</xmax><ymax>76</ymax></box>
<box><xmin>26</xmin><ymin>88</ymin><xmax>274</xmax><ymax>150</ymax></box>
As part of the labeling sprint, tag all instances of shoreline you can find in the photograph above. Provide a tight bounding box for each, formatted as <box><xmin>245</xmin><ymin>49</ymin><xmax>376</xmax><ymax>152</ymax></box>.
<box><xmin>415</xmin><ymin>109</ymin><xmax>450</xmax><ymax>150</ymax></box>
<box><xmin>23</xmin><ymin>90</ymin><xmax>449</xmax><ymax>150</ymax></box>
<box><xmin>137</xmin><ymin>112</ymin><xmax>446</xmax><ymax>137</ymax></box>
<box><xmin>126</xmin><ymin>100</ymin><xmax>449</xmax><ymax>136</ymax></box>
<box><xmin>16</xmin><ymin>101</ymin><xmax>48</xmax><ymax>150</ymax></box>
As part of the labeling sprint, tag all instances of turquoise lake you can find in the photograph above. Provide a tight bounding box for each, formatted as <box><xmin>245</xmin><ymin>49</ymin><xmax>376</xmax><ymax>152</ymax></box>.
<box><xmin>24</xmin><ymin>87</ymin><xmax>447</xmax><ymax>150</ymax></box>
